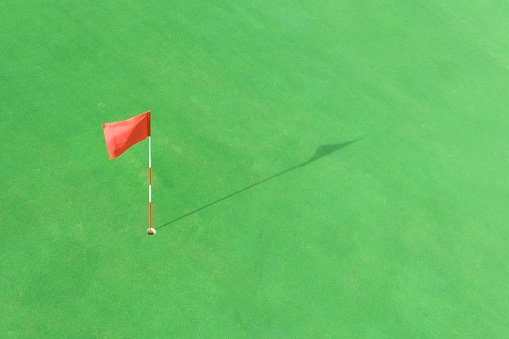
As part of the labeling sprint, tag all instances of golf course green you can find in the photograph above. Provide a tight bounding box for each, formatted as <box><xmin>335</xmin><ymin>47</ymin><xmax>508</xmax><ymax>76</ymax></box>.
<box><xmin>1</xmin><ymin>1</ymin><xmax>508</xmax><ymax>337</ymax></box>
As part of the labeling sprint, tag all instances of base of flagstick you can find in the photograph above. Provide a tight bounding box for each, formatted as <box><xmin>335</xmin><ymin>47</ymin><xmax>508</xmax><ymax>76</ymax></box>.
<box><xmin>147</xmin><ymin>228</ymin><xmax>156</xmax><ymax>235</ymax></box>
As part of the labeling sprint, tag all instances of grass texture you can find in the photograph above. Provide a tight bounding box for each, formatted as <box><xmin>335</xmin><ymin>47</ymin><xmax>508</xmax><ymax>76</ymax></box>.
<box><xmin>1</xmin><ymin>1</ymin><xmax>508</xmax><ymax>337</ymax></box>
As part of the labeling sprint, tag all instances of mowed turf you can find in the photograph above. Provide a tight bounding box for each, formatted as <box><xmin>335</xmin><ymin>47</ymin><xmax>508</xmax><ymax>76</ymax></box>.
<box><xmin>1</xmin><ymin>0</ymin><xmax>508</xmax><ymax>337</ymax></box>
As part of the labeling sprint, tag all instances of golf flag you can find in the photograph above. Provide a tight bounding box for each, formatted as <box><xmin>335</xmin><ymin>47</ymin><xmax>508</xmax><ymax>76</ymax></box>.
<box><xmin>103</xmin><ymin>110</ymin><xmax>155</xmax><ymax>235</ymax></box>
<box><xmin>103</xmin><ymin>111</ymin><xmax>151</xmax><ymax>159</ymax></box>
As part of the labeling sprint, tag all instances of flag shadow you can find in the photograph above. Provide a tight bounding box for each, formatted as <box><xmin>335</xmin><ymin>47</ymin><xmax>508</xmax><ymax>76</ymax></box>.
<box><xmin>156</xmin><ymin>138</ymin><xmax>362</xmax><ymax>230</ymax></box>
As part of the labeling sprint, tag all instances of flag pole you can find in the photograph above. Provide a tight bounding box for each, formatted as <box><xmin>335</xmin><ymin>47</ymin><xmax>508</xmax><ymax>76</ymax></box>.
<box><xmin>148</xmin><ymin>110</ymin><xmax>153</xmax><ymax>235</ymax></box>
<box><xmin>148</xmin><ymin>134</ymin><xmax>152</xmax><ymax>234</ymax></box>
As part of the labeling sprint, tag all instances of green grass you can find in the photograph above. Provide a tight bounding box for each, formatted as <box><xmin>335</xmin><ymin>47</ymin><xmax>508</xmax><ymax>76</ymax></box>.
<box><xmin>1</xmin><ymin>0</ymin><xmax>508</xmax><ymax>337</ymax></box>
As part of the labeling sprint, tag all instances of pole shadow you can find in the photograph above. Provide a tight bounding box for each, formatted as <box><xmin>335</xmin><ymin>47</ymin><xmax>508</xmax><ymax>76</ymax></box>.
<box><xmin>156</xmin><ymin>138</ymin><xmax>361</xmax><ymax>230</ymax></box>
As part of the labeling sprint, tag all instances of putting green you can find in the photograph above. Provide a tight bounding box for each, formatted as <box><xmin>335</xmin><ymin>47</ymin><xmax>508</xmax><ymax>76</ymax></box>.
<box><xmin>1</xmin><ymin>1</ymin><xmax>508</xmax><ymax>337</ymax></box>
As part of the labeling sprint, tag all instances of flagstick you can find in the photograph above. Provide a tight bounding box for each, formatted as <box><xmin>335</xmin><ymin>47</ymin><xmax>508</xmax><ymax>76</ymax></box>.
<box><xmin>149</xmin><ymin>135</ymin><xmax>152</xmax><ymax>234</ymax></box>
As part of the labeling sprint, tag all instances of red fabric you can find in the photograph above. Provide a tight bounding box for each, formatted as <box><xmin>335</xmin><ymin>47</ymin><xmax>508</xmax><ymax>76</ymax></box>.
<box><xmin>103</xmin><ymin>111</ymin><xmax>151</xmax><ymax>159</ymax></box>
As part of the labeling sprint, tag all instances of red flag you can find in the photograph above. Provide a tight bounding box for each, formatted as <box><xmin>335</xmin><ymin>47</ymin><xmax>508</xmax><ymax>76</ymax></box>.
<box><xmin>103</xmin><ymin>111</ymin><xmax>151</xmax><ymax>159</ymax></box>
